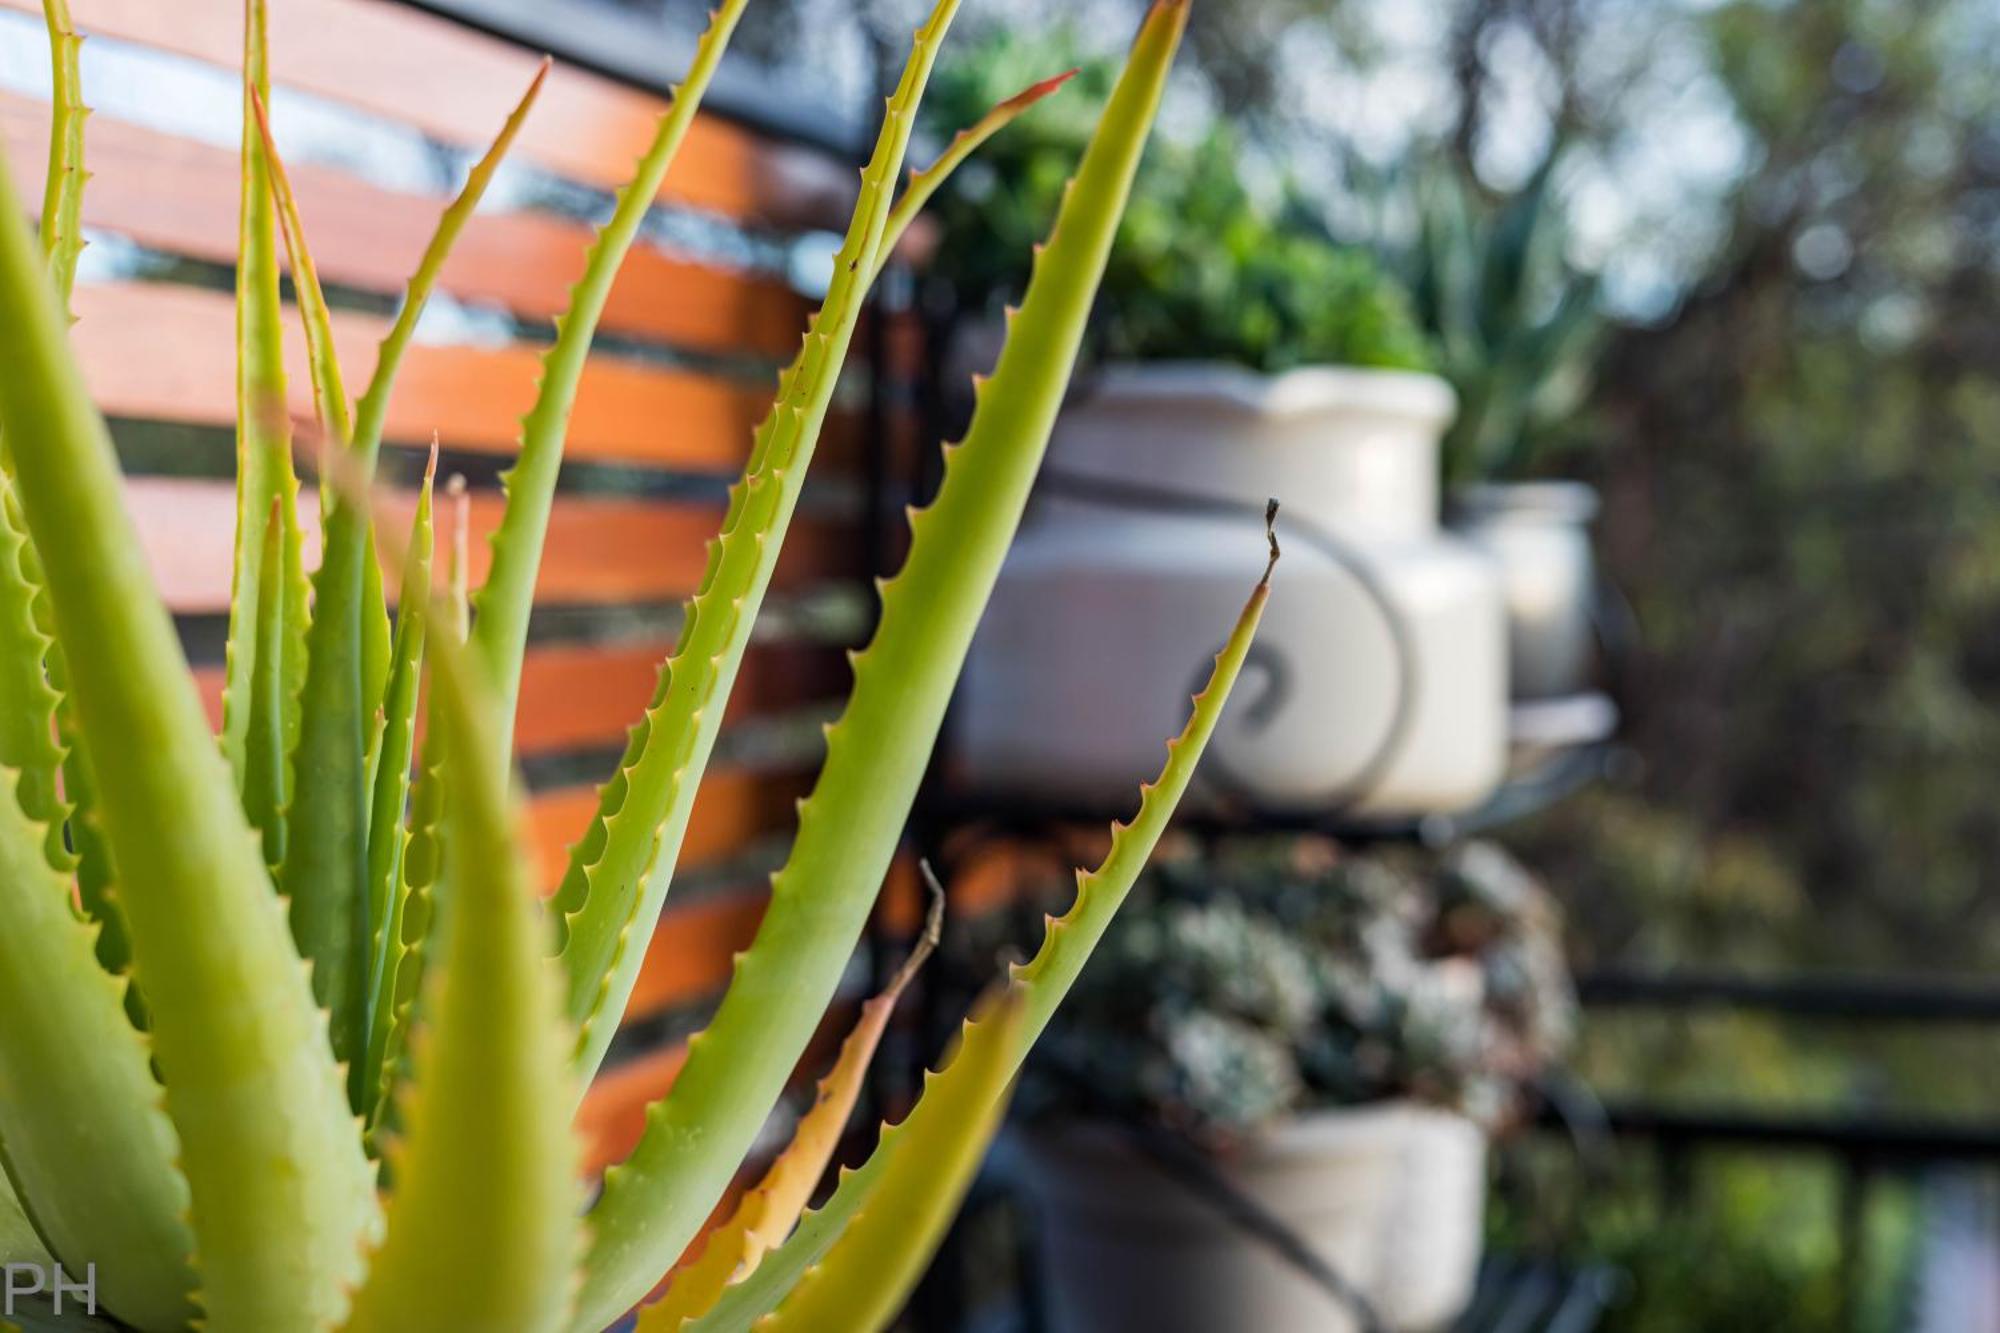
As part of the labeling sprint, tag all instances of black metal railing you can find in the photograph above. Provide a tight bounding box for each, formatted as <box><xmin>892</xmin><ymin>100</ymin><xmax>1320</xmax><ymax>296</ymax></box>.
<box><xmin>1548</xmin><ymin>970</ymin><xmax>2000</xmax><ymax>1331</ymax></box>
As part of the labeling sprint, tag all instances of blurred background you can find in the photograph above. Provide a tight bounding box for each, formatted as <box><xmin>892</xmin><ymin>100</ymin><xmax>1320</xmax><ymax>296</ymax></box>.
<box><xmin>881</xmin><ymin>1</ymin><xmax>2000</xmax><ymax>1328</ymax></box>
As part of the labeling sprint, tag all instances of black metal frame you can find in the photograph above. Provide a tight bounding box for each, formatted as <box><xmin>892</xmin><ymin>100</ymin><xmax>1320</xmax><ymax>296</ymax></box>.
<box><xmin>1544</xmin><ymin>971</ymin><xmax>2000</xmax><ymax>1332</ymax></box>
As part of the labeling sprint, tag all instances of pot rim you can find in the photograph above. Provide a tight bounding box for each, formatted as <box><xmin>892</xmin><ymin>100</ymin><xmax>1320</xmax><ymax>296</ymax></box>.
<box><xmin>1027</xmin><ymin>1099</ymin><xmax>1481</xmax><ymax>1165</ymax></box>
<box><xmin>1449</xmin><ymin>479</ymin><xmax>1600</xmax><ymax>524</ymax></box>
<box><xmin>1076</xmin><ymin>360</ymin><xmax>1458</xmax><ymax>430</ymax></box>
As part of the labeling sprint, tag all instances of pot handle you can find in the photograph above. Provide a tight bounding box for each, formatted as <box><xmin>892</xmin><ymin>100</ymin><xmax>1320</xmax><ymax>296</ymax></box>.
<box><xmin>1038</xmin><ymin>467</ymin><xmax>1421</xmax><ymax>813</ymax></box>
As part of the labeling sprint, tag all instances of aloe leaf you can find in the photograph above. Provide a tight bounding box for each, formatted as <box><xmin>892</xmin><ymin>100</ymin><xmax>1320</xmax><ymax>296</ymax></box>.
<box><xmin>0</xmin><ymin>473</ymin><xmax>67</xmax><ymax>872</ymax></box>
<box><xmin>445</xmin><ymin>474</ymin><xmax>470</xmax><ymax>636</ymax></box>
<box><xmin>551</xmin><ymin>51</ymin><xmax>1070</xmax><ymax>1071</ymax></box>
<box><xmin>367</xmin><ymin>734</ymin><xmax>443</xmax><ymax>1146</ymax></box>
<box><xmin>223</xmin><ymin>0</ymin><xmax>312</xmax><ymax>877</ymax></box>
<box><xmin>757</xmin><ymin>987</ymin><xmax>1026</xmax><ymax>1333</ymax></box>
<box><xmin>239</xmin><ymin>500</ymin><xmax>290</xmax><ymax>871</ymax></box>
<box><xmin>0</xmin><ymin>1295</ymin><xmax>125</xmax><ymax>1333</ymax></box>
<box><xmin>696</xmin><ymin>522</ymin><xmax>1274</xmax><ymax>1333</ymax></box>
<box><xmin>345</xmin><ymin>60</ymin><xmax>545</xmax><ymax>766</ymax></box>
<box><xmin>0</xmin><ymin>138</ymin><xmax>379</xmax><ymax>1332</ymax></box>
<box><xmin>554</xmin><ymin>0</ymin><xmax>950</xmax><ymax>1089</ymax></box>
<box><xmin>366</xmin><ymin>476</ymin><xmax>467</xmax><ymax>1140</ymax></box>
<box><xmin>251</xmin><ymin>93</ymin><xmax>388</xmax><ymax>1076</ymax></box>
<box><xmin>17</xmin><ymin>0</ymin><xmax>119</xmax><ymax>970</ymax></box>
<box><xmin>339</xmin><ymin>593</ymin><xmax>580</xmax><ymax>1333</ymax></box>
<box><xmin>362</xmin><ymin>531</ymin><xmax>391</xmax><ymax>745</ymax></box>
<box><xmin>870</xmin><ymin>68</ymin><xmax>1077</xmax><ymax>287</ymax></box>
<box><xmin>682</xmin><ymin>1157</ymin><xmax>875</xmax><ymax>1333</ymax></box>
<box><xmin>338</xmin><ymin>62</ymin><xmax>548</xmax><ymax>1104</ymax></box>
<box><xmin>1002</xmin><ymin>531</ymin><xmax>1273</xmax><ymax>1042</ymax></box>
<box><xmin>471</xmin><ymin>0</ymin><xmax>748</xmax><ymax>760</ymax></box>
<box><xmin>354</xmin><ymin>60</ymin><xmax>547</xmax><ymax>477</ymax></box>
<box><xmin>37</xmin><ymin>0</ymin><xmax>85</xmax><ymax>315</ymax></box>
<box><xmin>572</xmin><ymin>6</ymin><xmax>1183</xmax><ymax>1326</ymax></box>
<box><xmin>0</xmin><ymin>1167</ymin><xmax>53</xmax><ymax>1268</ymax></box>
<box><xmin>0</xmin><ymin>778</ymin><xmax>196</xmax><ymax>1332</ymax></box>
<box><xmin>356</xmin><ymin>453</ymin><xmax>436</xmax><ymax>1116</ymax></box>
<box><xmin>637</xmin><ymin>889</ymin><xmax>943</xmax><ymax>1330</ymax></box>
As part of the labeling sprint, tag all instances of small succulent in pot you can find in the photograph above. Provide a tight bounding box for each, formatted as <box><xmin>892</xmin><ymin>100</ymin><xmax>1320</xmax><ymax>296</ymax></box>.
<box><xmin>922</xmin><ymin>28</ymin><xmax>1435</xmax><ymax>379</ymax></box>
<box><xmin>1393</xmin><ymin>154</ymin><xmax>1604</xmax><ymax>485</ymax></box>
<box><xmin>1012</xmin><ymin>835</ymin><xmax>1577</xmax><ymax>1145</ymax></box>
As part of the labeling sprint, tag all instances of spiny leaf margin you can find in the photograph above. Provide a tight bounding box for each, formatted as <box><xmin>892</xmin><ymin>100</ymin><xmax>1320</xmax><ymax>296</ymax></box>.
<box><xmin>571</xmin><ymin>4</ymin><xmax>1182</xmax><ymax>1325</ymax></box>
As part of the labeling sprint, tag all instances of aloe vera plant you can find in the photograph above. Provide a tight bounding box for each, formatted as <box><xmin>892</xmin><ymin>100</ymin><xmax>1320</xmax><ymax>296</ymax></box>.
<box><xmin>0</xmin><ymin>1</ymin><xmax>1275</xmax><ymax>1329</ymax></box>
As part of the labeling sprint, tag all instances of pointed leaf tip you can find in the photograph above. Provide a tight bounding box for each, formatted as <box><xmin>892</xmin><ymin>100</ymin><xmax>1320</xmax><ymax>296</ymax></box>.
<box><xmin>1263</xmin><ymin>497</ymin><xmax>1280</xmax><ymax>584</ymax></box>
<box><xmin>1002</xmin><ymin>67</ymin><xmax>1081</xmax><ymax>112</ymax></box>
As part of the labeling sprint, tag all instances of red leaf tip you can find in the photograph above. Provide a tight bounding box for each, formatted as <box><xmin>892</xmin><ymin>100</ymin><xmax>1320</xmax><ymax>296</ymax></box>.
<box><xmin>1001</xmin><ymin>67</ymin><xmax>1081</xmax><ymax>113</ymax></box>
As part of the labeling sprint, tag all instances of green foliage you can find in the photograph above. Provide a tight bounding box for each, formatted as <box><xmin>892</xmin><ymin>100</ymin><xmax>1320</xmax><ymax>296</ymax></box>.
<box><xmin>1498</xmin><ymin>27</ymin><xmax>2000</xmax><ymax>1294</ymax></box>
<box><xmin>922</xmin><ymin>28</ymin><xmax>1432</xmax><ymax>375</ymax></box>
<box><xmin>1490</xmin><ymin>1143</ymin><xmax>1919</xmax><ymax>1333</ymax></box>
<box><xmin>0</xmin><ymin>2</ymin><xmax>1261</xmax><ymax>1330</ymax></box>
<box><xmin>1003</xmin><ymin>837</ymin><xmax>1575</xmax><ymax>1141</ymax></box>
<box><xmin>1392</xmin><ymin>156</ymin><xmax>1603</xmax><ymax>483</ymax></box>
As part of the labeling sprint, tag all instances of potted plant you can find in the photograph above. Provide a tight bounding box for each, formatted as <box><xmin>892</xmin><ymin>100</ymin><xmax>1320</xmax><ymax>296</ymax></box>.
<box><xmin>1398</xmin><ymin>156</ymin><xmax>1608</xmax><ymax>703</ymax></box>
<box><xmin>996</xmin><ymin>836</ymin><xmax>1576</xmax><ymax>1333</ymax></box>
<box><xmin>929</xmin><ymin>38</ymin><xmax>1510</xmax><ymax>819</ymax></box>
<box><xmin>0</xmin><ymin>4</ymin><xmax>1266</xmax><ymax>1330</ymax></box>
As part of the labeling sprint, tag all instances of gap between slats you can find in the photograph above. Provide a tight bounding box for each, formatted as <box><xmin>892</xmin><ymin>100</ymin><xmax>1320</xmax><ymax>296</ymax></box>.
<box><xmin>0</xmin><ymin>0</ymin><xmax>856</xmax><ymax>226</ymax></box>
<box><xmin>125</xmin><ymin>474</ymin><xmax>857</xmax><ymax>613</ymax></box>
<box><xmin>0</xmin><ymin>92</ymin><xmax>815</xmax><ymax>359</ymax></box>
<box><xmin>68</xmin><ymin>281</ymin><xmax>860</xmax><ymax>471</ymax></box>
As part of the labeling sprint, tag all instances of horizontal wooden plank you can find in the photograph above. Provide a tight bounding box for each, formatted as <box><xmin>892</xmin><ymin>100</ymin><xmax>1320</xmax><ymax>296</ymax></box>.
<box><xmin>575</xmin><ymin>856</ymin><xmax>940</xmax><ymax>1167</ymax></box>
<box><xmin>577</xmin><ymin>991</ymin><xmax>860</xmax><ymax>1175</ymax></box>
<box><xmin>191</xmin><ymin>664</ymin><xmax>817</xmax><ymax>878</ymax></box>
<box><xmin>506</xmin><ymin>638</ymin><xmax>848</xmax><ymax>756</ymax></box>
<box><xmin>0</xmin><ymin>0</ymin><xmax>855</xmax><ymax>226</ymax></box>
<box><xmin>578</xmin><ymin>1043</ymin><xmax>687</xmax><ymax>1174</ymax></box>
<box><xmin>71</xmin><ymin>282</ymin><xmax>812</xmax><ymax>472</ymax></box>
<box><xmin>0</xmin><ymin>94</ymin><xmax>813</xmax><ymax>360</ymax></box>
<box><xmin>879</xmin><ymin>833</ymin><xmax>1118</xmax><ymax>934</ymax></box>
<box><xmin>621</xmin><ymin>888</ymin><xmax>768</xmax><ymax>1028</ymax></box>
<box><xmin>126</xmin><ymin>476</ymin><xmax>858</xmax><ymax>613</ymax></box>
<box><xmin>527</xmin><ymin>766</ymin><xmax>811</xmax><ymax>891</ymax></box>
<box><xmin>192</xmin><ymin>638</ymin><xmax>849</xmax><ymax>757</ymax></box>
<box><xmin>610</xmin><ymin>849</ymin><xmax>936</xmax><ymax>1029</ymax></box>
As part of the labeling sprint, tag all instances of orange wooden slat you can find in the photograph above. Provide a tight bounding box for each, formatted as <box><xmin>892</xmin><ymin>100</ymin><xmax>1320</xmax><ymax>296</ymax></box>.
<box><xmin>621</xmin><ymin>889</ymin><xmax>768</xmax><ymax>1028</ymax></box>
<box><xmin>0</xmin><ymin>94</ymin><xmax>812</xmax><ymax>360</ymax></box>
<box><xmin>527</xmin><ymin>766</ymin><xmax>811</xmax><ymax>891</ymax></box>
<box><xmin>190</xmin><ymin>666</ymin><xmax>814</xmax><ymax>880</ymax></box>
<box><xmin>0</xmin><ymin>0</ymin><xmax>854</xmax><ymax>226</ymax></box>
<box><xmin>72</xmin><ymin>282</ymin><xmax>794</xmax><ymax>471</ymax></box>
<box><xmin>191</xmin><ymin>640</ymin><xmax>847</xmax><ymax>752</ymax></box>
<box><xmin>129</xmin><ymin>476</ymin><xmax>857</xmax><ymax>613</ymax></box>
<box><xmin>577</xmin><ymin>991</ymin><xmax>860</xmax><ymax>1175</ymax></box>
<box><xmin>614</xmin><ymin>849</ymin><xmax>928</xmax><ymax>1027</ymax></box>
<box><xmin>577</xmin><ymin>1044</ymin><xmax>687</xmax><ymax>1174</ymax></box>
<box><xmin>509</xmin><ymin>639</ymin><xmax>849</xmax><ymax>756</ymax></box>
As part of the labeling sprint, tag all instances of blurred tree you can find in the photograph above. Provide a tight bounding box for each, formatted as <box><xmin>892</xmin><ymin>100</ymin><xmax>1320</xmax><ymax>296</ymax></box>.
<box><xmin>1521</xmin><ymin>0</ymin><xmax>2000</xmax><ymax>975</ymax></box>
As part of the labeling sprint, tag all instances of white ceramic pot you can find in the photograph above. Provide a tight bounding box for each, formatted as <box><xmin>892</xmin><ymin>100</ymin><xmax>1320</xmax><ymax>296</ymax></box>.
<box><xmin>1020</xmin><ymin>1103</ymin><xmax>1487</xmax><ymax>1333</ymax></box>
<box><xmin>959</xmin><ymin>362</ymin><xmax>1508</xmax><ymax>818</ymax></box>
<box><xmin>1448</xmin><ymin>482</ymin><xmax>1601</xmax><ymax>701</ymax></box>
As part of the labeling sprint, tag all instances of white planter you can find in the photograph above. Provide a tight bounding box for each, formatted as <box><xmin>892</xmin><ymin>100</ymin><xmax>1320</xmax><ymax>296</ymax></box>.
<box><xmin>1448</xmin><ymin>482</ymin><xmax>1601</xmax><ymax>701</ymax></box>
<box><xmin>960</xmin><ymin>362</ymin><xmax>1508</xmax><ymax>818</ymax></box>
<box><xmin>1020</xmin><ymin>1103</ymin><xmax>1487</xmax><ymax>1333</ymax></box>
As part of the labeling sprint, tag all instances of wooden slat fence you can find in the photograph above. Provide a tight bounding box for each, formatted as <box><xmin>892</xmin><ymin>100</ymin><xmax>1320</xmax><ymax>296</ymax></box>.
<box><xmin>0</xmin><ymin>0</ymin><xmax>902</xmax><ymax>1173</ymax></box>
